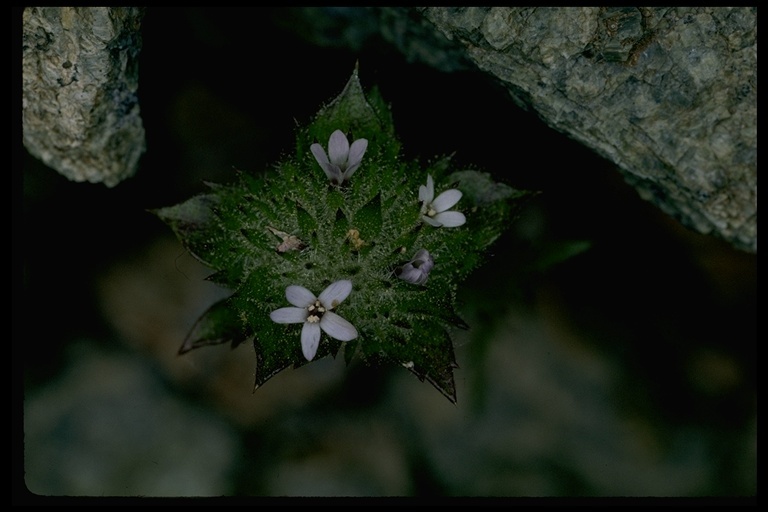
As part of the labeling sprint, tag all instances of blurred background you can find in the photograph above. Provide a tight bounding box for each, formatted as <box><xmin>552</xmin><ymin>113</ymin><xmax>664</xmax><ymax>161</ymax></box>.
<box><xmin>21</xmin><ymin>7</ymin><xmax>756</xmax><ymax>497</ymax></box>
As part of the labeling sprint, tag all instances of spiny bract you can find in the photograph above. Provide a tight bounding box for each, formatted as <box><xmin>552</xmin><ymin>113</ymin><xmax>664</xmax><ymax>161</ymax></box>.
<box><xmin>155</xmin><ymin>66</ymin><xmax>530</xmax><ymax>403</ymax></box>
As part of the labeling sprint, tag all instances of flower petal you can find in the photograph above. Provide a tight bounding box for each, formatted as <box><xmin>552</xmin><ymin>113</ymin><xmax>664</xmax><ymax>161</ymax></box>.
<box><xmin>342</xmin><ymin>162</ymin><xmax>361</xmax><ymax>181</ymax></box>
<box><xmin>286</xmin><ymin>285</ymin><xmax>316</xmax><ymax>307</ymax></box>
<box><xmin>328</xmin><ymin>165</ymin><xmax>344</xmax><ymax>184</ymax></box>
<box><xmin>413</xmin><ymin>248</ymin><xmax>429</xmax><ymax>258</ymax></box>
<box><xmin>318</xmin><ymin>279</ymin><xmax>352</xmax><ymax>309</ymax></box>
<box><xmin>328</xmin><ymin>130</ymin><xmax>350</xmax><ymax>167</ymax></box>
<box><xmin>270</xmin><ymin>307</ymin><xmax>308</xmax><ymax>324</ymax></box>
<box><xmin>310</xmin><ymin>143</ymin><xmax>329</xmax><ymax>166</ymax></box>
<box><xmin>412</xmin><ymin>249</ymin><xmax>434</xmax><ymax>273</ymax></box>
<box><xmin>320</xmin><ymin>311</ymin><xmax>358</xmax><ymax>341</ymax></box>
<box><xmin>418</xmin><ymin>185</ymin><xmax>429</xmax><ymax>203</ymax></box>
<box><xmin>311</xmin><ymin>144</ymin><xmax>340</xmax><ymax>182</ymax></box>
<box><xmin>431</xmin><ymin>189</ymin><xmax>462</xmax><ymax>213</ymax></box>
<box><xmin>412</xmin><ymin>248</ymin><xmax>431</xmax><ymax>264</ymax></box>
<box><xmin>347</xmin><ymin>138</ymin><xmax>368</xmax><ymax>168</ymax></box>
<box><xmin>397</xmin><ymin>264</ymin><xmax>427</xmax><ymax>285</ymax></box>
<box><xmin>419</xmin><ymin>175</ymin><xmax>434</xmax><ymax>203</ymax></box>
<box><xmin>421</xmin><ymin>214</ymin><xmax>443</xmax><ymax>227</ymax></box>
<box><xmin>433</xmin><ymin>211</ymin><xmax>466</xmax><ymax>228</ymax></box>
<box><xmin>301</xmin><ymin>321</ymin><xmax>322</xmax><ymax>361</ymax></box>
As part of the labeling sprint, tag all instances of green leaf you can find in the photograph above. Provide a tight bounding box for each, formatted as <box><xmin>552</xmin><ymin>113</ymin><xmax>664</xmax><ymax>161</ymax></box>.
<box><xmin>353</xmin><ymin>192</ymin><xmax>382</xmax><ymax>241</ymax></box>
<box><xmin>179</xmin><ymin>296</ymin><xmax>251</xmax><ymax>354</ymax></box>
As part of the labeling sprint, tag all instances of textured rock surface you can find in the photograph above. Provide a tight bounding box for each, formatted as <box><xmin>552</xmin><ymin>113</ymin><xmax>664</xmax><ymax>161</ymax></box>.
<box><xmin>418</xmin><ymin>7</ymin><xmax>756</xmax><ymax>252</ymax></box>
<box><xmin>22</xmin><ymin>7</ymin><xmax>146</xmax><ymax>187</ymax></box>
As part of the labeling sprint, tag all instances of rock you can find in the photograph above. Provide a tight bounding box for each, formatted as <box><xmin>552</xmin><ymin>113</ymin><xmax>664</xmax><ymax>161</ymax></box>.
<box><xmin>417</xmin><ymin>7</ymin><xmax>756</xmax><ymax>252</ymax></box>
<box><xmin>22</xmin><ymin>7</ymin><xmax>146</xmax><ymax>187</ymax></box>
<box><xmin>286</xmin><ymin>7</ymin><xmax>757</xmax><ymax>253</ymax></box>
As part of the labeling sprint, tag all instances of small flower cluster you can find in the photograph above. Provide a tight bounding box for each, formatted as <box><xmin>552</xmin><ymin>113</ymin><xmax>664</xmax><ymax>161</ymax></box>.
<box><xmin>272</xmin><ymin>130</ymin><xmax>467</xmax><ymax>360</ymax></box>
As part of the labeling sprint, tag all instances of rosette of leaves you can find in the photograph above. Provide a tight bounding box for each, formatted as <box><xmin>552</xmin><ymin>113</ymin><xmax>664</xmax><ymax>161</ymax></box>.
<box><xmin>155</xmin><ymin>66</ymin><xmax>530</xmax><ymax>403</ymax></box>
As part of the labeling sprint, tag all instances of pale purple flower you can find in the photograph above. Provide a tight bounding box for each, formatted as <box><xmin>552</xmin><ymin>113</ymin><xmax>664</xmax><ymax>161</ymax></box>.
<box><xmin>269</xmin><ymin>280</ymin><xmax>358</xmax><ymax>361</ymax></box>
<box><xmin>419</xmin><ymin>175</ymin><xmax>466</xmax><ymax>227</ymax></box>
<box><xmin>397</xmin><ymin>249</ymin><xmax>434</xmax><ymax>285</ymax></box>
<box><xmin>310</xmin><ymin>130</ymin><xmax>368</xmax><ymax>184</ymax></box>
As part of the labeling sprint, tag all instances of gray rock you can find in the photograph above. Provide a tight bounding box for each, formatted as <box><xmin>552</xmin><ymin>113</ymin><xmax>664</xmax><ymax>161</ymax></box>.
<box><xmin>287</xmin><ymin>7</ymin><xmax>472</xmax><ymax>72</ymax></box>
<box><xmin>418</xmin><ymin>7</ymin><xmax>756</xmax><ymax>252</ymax></box>
<box><xmin>258</xmin><ymin>7</ymin><xmax>757</xmax><ymax>252</ymax></box>
<box><xmin>22</xmin><ymin>7</ymin><xmax>146</xmax><ymax>187</ymax></box>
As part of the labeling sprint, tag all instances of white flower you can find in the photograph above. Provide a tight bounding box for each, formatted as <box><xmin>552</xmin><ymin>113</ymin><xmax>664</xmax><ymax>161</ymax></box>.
<box><xmin>397</xmin><ymin>249</ymin><xmax>434</xmax><ymax>285</ymax></box>
<box><xmin>269</xmin><ymin>280</ymin><xmax>358</xmax><ymax>361</ymax></box>
<box><xmin>419</xmin><ymin>175</ymin><xmax>466</xmax><ymax>227</ymax></box>
<box><xmin>310</xmin><ymin>129</ymin><xmax>368</xmax><ymax>185</ymax></box>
